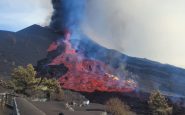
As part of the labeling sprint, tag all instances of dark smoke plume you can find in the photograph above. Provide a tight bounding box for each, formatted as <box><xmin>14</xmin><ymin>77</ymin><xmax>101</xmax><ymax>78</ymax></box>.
<box><xmin>50</xmin><ymin>0</ymin><xmax>86</xmax><ymax>31</ymax></box>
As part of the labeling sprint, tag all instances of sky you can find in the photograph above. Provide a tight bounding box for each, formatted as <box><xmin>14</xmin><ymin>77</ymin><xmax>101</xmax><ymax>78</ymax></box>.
<box><xmin>83</xmin><ymin>0</ymin><xmax>185</xmax><ymax>68</ymax></box>
<box><xmin>0</xmin><ymin>0</ymin><xmax>185</xmax><ymax>68</ymax></box>
<box><xmin>0</xmin><ymin>0</ymin><xmax>53</xmax><ymax>31</ymax></box>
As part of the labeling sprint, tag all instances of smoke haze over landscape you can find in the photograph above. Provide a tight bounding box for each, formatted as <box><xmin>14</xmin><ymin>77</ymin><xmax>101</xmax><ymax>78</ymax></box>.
<box><xmin>0</xmin><ymin>0</ymin><xmax>185</xmax><ymax>68</ymax></box>
<box><xmin>82</xmin><ymin>0</ymin><xmax>185</xmax><ymax>68</ymax></box>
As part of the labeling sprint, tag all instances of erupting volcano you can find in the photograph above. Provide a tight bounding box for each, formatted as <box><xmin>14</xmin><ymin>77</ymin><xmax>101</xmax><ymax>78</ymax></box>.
<box><xmin>37</xmin><ymin>0</ymin><xmax>138</xmax><ymax>93</ymax></box>
<box><xmin>46</xmin><ymin>30</ymin><xmax>137</xmax><ymax>93</ymax></box>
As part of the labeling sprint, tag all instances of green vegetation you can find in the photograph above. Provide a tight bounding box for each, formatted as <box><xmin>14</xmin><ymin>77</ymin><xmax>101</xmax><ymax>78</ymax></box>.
<box><xmin>10</xmin><ymin>64</ymin><xmax>40</xmax><ymax>96</ymax></box>
<box><xmin>41</xmin><ymin>78</ymin><xmax>64</xmax><ymax>101</ymax></box>
<box><xmin>9</xmin><ymin>64</ymin><xmax>64</xmax><ymax>100</ymax></box>
<box><xmin>106</xmin><ymin>98</ymin><xmax>135</xmax><ymax>115</ymax></box>
<box><xmin>148</xmin><ymin>90</ymin><xmax>173</xmax><ymax>115</ymax></box>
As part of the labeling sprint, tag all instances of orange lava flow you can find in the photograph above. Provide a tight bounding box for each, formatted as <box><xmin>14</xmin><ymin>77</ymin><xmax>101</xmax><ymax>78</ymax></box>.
<box><xmin>47</xmin><ymin>42</ymin><xmax>59</xmax><ymax>52</ymax></box>
<box><xmin>48</xmin><ymin>31</ymin><xmax>137</xmax><ymax>93</ymax></box>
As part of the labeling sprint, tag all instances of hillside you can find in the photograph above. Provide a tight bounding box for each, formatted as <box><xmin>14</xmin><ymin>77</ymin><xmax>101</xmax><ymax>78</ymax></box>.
<box><xmin>0</xmin><ymin>25</ymin><xmax>60</xmax><ymax>78</ymax></box>
<box><xmin>0</xmin><ymin>25</ymin><xmax>185</xmax><ymax>97</ymax></box>
<box><xmin>70</xmin><ymin>35</ymin><xmax>185</xmax><ymax>96</ymax></box>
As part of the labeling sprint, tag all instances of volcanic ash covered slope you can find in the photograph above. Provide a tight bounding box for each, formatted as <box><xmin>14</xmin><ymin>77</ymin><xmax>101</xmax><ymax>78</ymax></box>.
<box><xmin>0</xmin><ymin>25</ymin><xmax>60</xmax><ymax>78</ymax></box>
<box><xmin>34</xmin><ymin>25</ymin><xmax>185</xmax><ymax>96</ymax></box>
<box><xmin>1</xmin><ymin>25</ymin><xmax>185</xmax><ymax>97</ymax></box>
<box><xmin>74</xmin><ymin>37</ymin><xmax>185</xmax><ymax>96</ymax></box>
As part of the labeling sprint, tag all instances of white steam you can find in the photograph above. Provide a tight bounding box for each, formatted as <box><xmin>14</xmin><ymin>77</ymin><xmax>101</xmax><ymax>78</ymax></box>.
<box><xmin>82</xmin><ymin>0</ymin><xmax>185</xmax><ymax>68</ymax></box>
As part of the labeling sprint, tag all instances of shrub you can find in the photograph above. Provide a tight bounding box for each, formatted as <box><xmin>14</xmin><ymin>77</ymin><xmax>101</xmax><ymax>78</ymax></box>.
<box><xmin>106</xmin><ymin>98</ymin><xmax>135</xmax><ymax>115</ymax></box>
<box><xmin>53</xmin><ymin>88</ymin><xmax>65</xmax><ymax>101</ymax></box>
<box><xmin>36</xmin><ymin>77</ymin><xmax>65</xmax><ymax>101</ymax></box>
<box><xmin>148</xmin><ymin>90</ymin><xmax>173</xmax><ymax>115</ymax></box>
<box><xmin>51</xmin><ymin>80</ymin><xmax>65</xmax><ymax>101</ymax></box>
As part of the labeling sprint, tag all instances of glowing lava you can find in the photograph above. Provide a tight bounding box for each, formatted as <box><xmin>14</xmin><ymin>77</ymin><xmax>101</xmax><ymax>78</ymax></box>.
<box><xmin>48</xmin><ymin>31</ymin><xmax>137</xmax><ymax>93</ymax></box>
<box><xmin>47</xmin><ymin>42</ymin><xmax>59</xmax><ymax>52</ymax></box>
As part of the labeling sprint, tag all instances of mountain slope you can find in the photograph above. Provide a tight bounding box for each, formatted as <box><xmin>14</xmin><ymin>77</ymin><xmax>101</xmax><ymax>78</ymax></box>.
<box><xmin>0</xmin><ymin>25</ymin><xmax>60</xmax><ymax>78</ymax></box>
<box><xmin>0</xmin><ymin>25</ymin><xmax>185</xmax><ymax>97</ymax></box>
<box><xmin>71</xmin><ymin>34</ymin><xmax>185</xmax><ymax>96</ymax></box>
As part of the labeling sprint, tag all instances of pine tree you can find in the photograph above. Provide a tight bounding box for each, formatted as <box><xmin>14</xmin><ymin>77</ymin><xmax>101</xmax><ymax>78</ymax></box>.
<box><xmin>148</xmin><ymin>91</ymin><xmax>173</xmax><ymax>115</ymax></box>
<box><xmin>11</xmin><ymin>64</ymin><xmax>41</xmax><ymax>96</ymax></box>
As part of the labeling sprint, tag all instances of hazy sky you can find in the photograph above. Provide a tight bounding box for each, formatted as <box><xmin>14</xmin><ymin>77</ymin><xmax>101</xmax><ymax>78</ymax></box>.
<box><xmin>0</xmin><ymin>0</ymin><xmax>185</xmax><ymax>68</ymax></box>
<box><xmin>0</xmin><ymin>0</ymin><xmax>53</xmax><ymax>31</ymax></box>
<box><xmin>83</xmin><ymin>0</ymin><xmax>185</xmax><ymax>68</ymax></box>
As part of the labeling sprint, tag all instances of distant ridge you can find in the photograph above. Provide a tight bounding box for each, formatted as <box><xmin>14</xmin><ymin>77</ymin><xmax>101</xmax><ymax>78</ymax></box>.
<box><xmin>17</xmin><ymin>24</ymin><xmax>60</xmax><ymax>39</ymax></box>
<box><xmin>17</xmin><ymin>24</ymin><xmax>44</xmax><ymax>34</ymax></box>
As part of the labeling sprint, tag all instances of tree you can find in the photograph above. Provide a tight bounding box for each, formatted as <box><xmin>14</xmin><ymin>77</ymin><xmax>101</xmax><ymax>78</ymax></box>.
<box><xmin>54</xmin><ymin>81</ymin><xmax>65</xmax><ymax>101</ymax></box>
<box><xmin>106</xmin><ymin>98</ymin><xmax>135</xmax><ymax>115</ymax></box>
<box><xmin>148</xmin><ymin>90</ymin><xmax>173</xmax><ymax>115</ymax></box>
<box><xmin>34</xmin><ymin>77</ymin><xmax>64</xmax><ymax>101</ymax></box>
<box><xmin>10</xmin><ymin>64</ymin><xmax>65</xmax><ymax>100</ymax></box>
<box><xmin>41</xmin><ymin>78</ymin><xmax>60</xmax><ymax>100</ymax></box>
<box><xmin>10</xmin><ymin>64</ymin><xmax>41</xmax><ymax>96</ymax></box>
